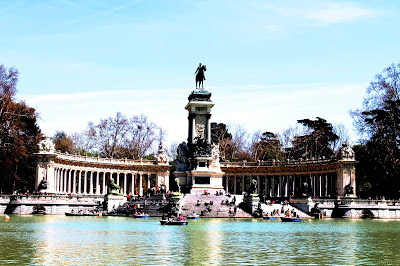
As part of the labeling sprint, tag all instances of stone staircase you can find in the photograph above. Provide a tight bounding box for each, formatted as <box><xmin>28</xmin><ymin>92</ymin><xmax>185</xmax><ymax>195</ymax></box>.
<box><xmin>181</xmin><ymin>194</ymin><xmax>252</xmax><ymax>218</ymax></box>
<box><xmin>259</xmin><ymin>203</ymin><xmax>312</xmax><ymax>218</ymax></box>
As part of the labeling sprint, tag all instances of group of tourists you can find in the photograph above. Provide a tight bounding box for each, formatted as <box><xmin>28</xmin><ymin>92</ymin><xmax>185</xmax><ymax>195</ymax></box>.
<box><xmin>161</xmin><ymin>214</ymin><xmax>186</xmax><ymax>221</ymax></box>
<box><xmin>229</xmin><ymin>205</ymin><xmax>237</xmax><ymax>214</ymax></box>
<box><xmin>221</xmin><ymin>196</ymin><xmax>236</xmax><ymax>206</ymax></box>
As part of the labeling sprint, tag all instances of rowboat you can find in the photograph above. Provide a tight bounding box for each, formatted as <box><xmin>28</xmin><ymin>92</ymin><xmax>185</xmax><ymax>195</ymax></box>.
<box><xmin>281</xmin><ymin>217</ymin><xmax>302</xmax><ymax>222</ymax></box>
<box><xmin>187</xmin><ymin>214</ymin><xmax>199</xmax><ymax>220</ymax></box>
<box><xmin>133</xmin><ymin>214</ymin><xmax>149</xmax><ymax>219</ymax></box>
<box><xmin>65</xmin><ymin>212</ymin><xmax>99</xmax><ymax>217</ymax></box>
<box><xmin>159</xmin><ymin>219</ymin><xmax>188</xmax><ymax>225</ymax></box>
<box><xmin>262</xmin><ymin>216</ymin><xmax>278</xmax><ymax>220</ymax></box>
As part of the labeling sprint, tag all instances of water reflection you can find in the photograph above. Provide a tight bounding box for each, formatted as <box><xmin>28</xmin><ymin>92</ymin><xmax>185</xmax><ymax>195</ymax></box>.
<box><xmin>1</xmin><ymin>216</ymin><xmax>400</xmax><ymax>265</ymax></box>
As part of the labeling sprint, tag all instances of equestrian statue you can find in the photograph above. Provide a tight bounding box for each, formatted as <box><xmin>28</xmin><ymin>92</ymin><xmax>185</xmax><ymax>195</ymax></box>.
<box><xmin>194</xmin><ymin>63</ymin><xmax>207</xmax><ymax>89</ymax></box>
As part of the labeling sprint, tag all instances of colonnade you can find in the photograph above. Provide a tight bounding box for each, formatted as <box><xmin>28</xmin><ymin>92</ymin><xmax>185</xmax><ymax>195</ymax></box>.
<box><xmin>52</xmin><ymin>166</ymin><xmax>163</xmax><ymax>196</ymax></box>
<box><xmin>223</xmin><ymin>173</ymin><xmax>337</xmax><ymax>198</ymax></box>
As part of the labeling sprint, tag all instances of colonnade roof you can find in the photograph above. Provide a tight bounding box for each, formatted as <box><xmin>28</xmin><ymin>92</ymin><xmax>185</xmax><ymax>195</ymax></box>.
<box><xmin>221</xmin><ymin>158</ymin><xmax>342</xmax><ymax>175</ymax></box>
<box><xmin>49</xmin><ymin>151</ymin><xmax>171</xmax><ymax>172</ymax></box>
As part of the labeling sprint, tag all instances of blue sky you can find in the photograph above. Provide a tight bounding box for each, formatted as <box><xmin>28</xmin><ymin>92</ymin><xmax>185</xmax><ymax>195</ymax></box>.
<box><xmin>1</xmin><ymin>0</ymin><xmax>400</xmax><ymax>147</ymax></box>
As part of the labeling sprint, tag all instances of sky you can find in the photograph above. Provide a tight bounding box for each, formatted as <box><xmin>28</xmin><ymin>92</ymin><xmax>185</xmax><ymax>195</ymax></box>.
<box><xmin>1</xmin><ymin>0</ymin><xmax>400</xmax><ymax>149</ymax></box>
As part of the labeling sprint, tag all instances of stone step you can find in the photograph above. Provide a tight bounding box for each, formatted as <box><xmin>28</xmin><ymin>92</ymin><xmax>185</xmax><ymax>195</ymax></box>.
<box><xmin>259</xmin><ymin>203</ymin><xmax>312</xmax><ymax>218</ymax></box>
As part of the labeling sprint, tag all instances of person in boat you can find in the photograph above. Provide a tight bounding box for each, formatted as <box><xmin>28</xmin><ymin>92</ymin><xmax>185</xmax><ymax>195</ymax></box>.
<box><xmin>191</xmin><ymin>212</ymin><xmax>196</xmax><ymax>217</ymax></box>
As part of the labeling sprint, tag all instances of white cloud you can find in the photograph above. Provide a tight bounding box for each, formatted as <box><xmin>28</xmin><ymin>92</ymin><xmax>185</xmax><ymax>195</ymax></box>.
<box><xmin>21</xmin><ymin>82</ymin><xmax>366</xmax><ymax>149</ymax></box>
<box><xmin>260</xmin><ymin>2</ymin><xmax>379</xmax><ymax>25</ymax></box>
<box><xmin>305</xmin><ymin>3</ymin><xmax>377</xmax><ymax>24</ymax></box>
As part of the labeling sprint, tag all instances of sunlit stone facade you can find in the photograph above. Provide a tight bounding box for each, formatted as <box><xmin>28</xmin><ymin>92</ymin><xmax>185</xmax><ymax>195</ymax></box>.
<box><xmin>35</xmin><ymin>137</ymin><xmax>170</xmax><ymax>195</ymax></box>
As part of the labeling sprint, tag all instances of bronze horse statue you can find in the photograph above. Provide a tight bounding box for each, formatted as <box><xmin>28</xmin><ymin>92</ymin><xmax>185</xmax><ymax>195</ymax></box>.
<box><xmin>194</xmin><ymin>63</ymin><xmax>206</xmax><ymax>89</ymax></box>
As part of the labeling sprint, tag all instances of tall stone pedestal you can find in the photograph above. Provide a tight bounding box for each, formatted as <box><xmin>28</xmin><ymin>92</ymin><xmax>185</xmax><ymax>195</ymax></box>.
<box><xmin>337</xmin><ymin>143</ymin><xmax>357</xmax><ymax>198</ymax></box>
<box><xmin>175</xmin><ymin>89</ymin><xmax>225</xmax><ymax>194</ymax></box>
<box><xmin>104</xmin><ymin>195</ymin><xmax>127</xmax><ymax>213</ymax></box>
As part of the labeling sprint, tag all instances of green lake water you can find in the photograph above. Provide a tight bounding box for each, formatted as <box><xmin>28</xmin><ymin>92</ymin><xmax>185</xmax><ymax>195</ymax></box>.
<box><xmin>1</xmin><ymin>216</ymin><xmax>399</xmax><ymax>265</ymax></box>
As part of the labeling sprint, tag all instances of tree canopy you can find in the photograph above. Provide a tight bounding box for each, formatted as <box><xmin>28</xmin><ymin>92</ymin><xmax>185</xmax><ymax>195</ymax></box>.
<box><xmin>352</xmin><ymin>63</ymin><xmax>400</xmax><ymax>198</ymax></box>
<box><xmin>290</xmin><ymin>117</ymin><xmax>338</xmax><ymax>160</ymax></box>
<box><xmin>0</xmin><ymin>64</ymin><xmax>41</xmax><ymax>193</ymax></box>
<box><xmin>61</xmin><ymin>113</ymin><xmax>162</xmax><ymax>160</ymax></box>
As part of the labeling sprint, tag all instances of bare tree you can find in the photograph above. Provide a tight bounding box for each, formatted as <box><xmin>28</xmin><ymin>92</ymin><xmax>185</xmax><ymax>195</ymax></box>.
<box><xmin>249</xmin><ymin>130</ymin><xmax>263</xmax><ymax>161</ymax></box>
<box><xmin>123</xmin><ymin>114</ymin><xmax>159</xmax><ymax>159</ymax></box>
<box><xmin>331</xmin><ymin>123</ymin><xmax>350</xmax><ymax>152</ymax></box>
<box><xmin>227</xmin><ymin>124</ymin><xmax>250</xmax><ymax>161</ymax></box>
<box><xmin>168</xmin><ymin>141</ymin><xmax>179</xmax><ymax>161</ymax></box>
<box><xmin>278</xmin><ymin>125</ymin><xmax>309</xmax><ymax>159</ymax></box>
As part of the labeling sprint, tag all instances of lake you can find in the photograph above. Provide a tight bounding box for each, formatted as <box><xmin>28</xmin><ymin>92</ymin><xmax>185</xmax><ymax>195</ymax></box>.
<box><xmin>1</xmin><ymin>216</ymin><xmax>399</xmax><ymax>265</ymax></box>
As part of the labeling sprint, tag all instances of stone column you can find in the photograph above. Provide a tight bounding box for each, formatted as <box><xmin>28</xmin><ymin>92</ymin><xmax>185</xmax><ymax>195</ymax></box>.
<box><xmin>225</xmin><ymin>176</ymin><xmax>229</xmax><ymax>193</ymax></box>
<box><xmin>318</xmin><ymin>174</ymin><xmax>323</xmax><ymax>197</ymax></box>
<box><xmin>72</xmin><ymin>170</ymin><xmax>76</xmax><ymax>194</ymax></box>
<box><xmin>116</xmin><ymin>172</ymin><xmax>120</xmax><ymax>186</ymax></box>
<box><xmin>83</xmin><ymin>170</ymin><xmax>87</xmax><ymax>194</ymax></box>
<box><xmin>188</xmin><ymin>114</ymin><xmax>195</xmax><ymax>144</ymax></box>
<box><xmin>54</xmin><ymin>168</ymin><xmax>58</xmax><ymax>192</ymax></box>
<box><xmin>77</xmin><ymin>170</ymin><xmax>81</xmax><ymax>194</ymax></box>
<box><xmin>292</xmin><ymin>175</ymin><xmax>295</xmax><ymax>197</ymax></box>
<box><xmin>68</xmin><ymin>170</ymin><xmax>72</xmax><ymax>193</ymax></box>
<box><xmin>102</xmin><ymin>172</ymin><xmax>106</xmax><ymax>195</ymax></box>
<box><xmin>63</xmin><ymin>169</ymin><xmax>67</xmax><ymax>193</ymax></box>
<box><xmin>312</xmin><ymin>175</ymin><xmax>315</xmax><ymax>197</ymax></box>
<box><xmin>58</xmin><ymin>169</ymin><xmax>62</xmax><ymax>192</ymax></box>
<box><xmin>155</xmin><ymin>173</ymin><xmax>159</xmax><ymax>189</ymax></box>
<box><xmin>325</xmin><ymin>174</ymin><xmax>328</xmax><ymax>197</ymax></box>
<box><xmin>139</xmin><ymin>173</ymin><xmax>143</xmax><ymax>196</ymax></box>
<box><xmin>206</xmin><ymin>113</ymin><xmax>212</xmax><ymax>144</ymax></box>
<box><xmin>124</xmin><ymin>173</ymin><xmax>127</xmax><ymax>195</ymax></box>
<box><xmin>234</xmin><ymin>176</ymin><xmax>237</xmax><ymax>194</ymax></box>
<box><xmin>272</xmin><ymin>176</ymin><xmax>275</xmax><ymax>197</ymax></box>
<box><xmin>147</xmin><ymin>173</ymin><xmax>151</xmax><ymax>189</ymax></box>
<box><xmin>131</xmin><ymin>173</ymin><xmax>135</xmax><ymax>195</ymax></box>
<box><xmin>189</xmin><ymin>114</ymin><xmax>196</xmax><ymax>144</ymax></box>
<box><xmin>285</xmin><ymin>176</ymin><xmax>288</xmax><ymax>197</ymax></box>
<box><xmin>60</xmin><ymin>169</ymin><xmax>64</xmax><ymax>192</ymax></box>
<box><xmin>94</xmin><ymin>172</ymin><xmax>98</xmax><ymax>194</ymax></box>
<box><xmin>278</xmin><ymin>176</ymin><xmax>282</xmax><ymax>197</ymax></box>
<box><xmin>89</xmin><ymin>171</ymin><xmax>93</xmax><ymax>194</ymax></box>
<box><xmin>265</xmin><ymin>176</ymin><xmax>268</xmax><ymax>197</ymax></box>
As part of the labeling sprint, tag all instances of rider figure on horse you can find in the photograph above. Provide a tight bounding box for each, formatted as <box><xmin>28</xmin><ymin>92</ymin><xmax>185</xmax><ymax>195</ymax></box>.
<box><xmin>194</xmin><ymin>63</ymin><xmax>206</xmax><ymax>89</ymax></box>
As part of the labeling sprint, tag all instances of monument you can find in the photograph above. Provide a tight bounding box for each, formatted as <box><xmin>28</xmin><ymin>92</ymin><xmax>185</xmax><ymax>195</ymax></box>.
<box><xmin>175</xmin><ymin>64</ymin><xmax>224</xmax><ymax>194</ymax></box>
<box><xmin>104</xmin><ymin>178</ymin><xmax>127</xmax><ymax>212</ymax></box>
<box><xmin>337</xmin><ymin>143</ymin><xmax>357</xmax><ymax>198</ymax></box>
<box><xmin>34</xmin><ymin>136</ymin><xmax>57</xmax><ymax>194</ymax></box>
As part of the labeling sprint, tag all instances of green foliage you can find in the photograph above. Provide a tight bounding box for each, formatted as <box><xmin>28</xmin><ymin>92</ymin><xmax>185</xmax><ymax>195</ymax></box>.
<box><xmin>143</xmin><ymin>154</ymin><xmax>156</xmax><ymax>160</ymax></box>
<box><xmin>290</xmin><ymin>117</ymin><xmax>338</xmax><ymax>160</ymax></box>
